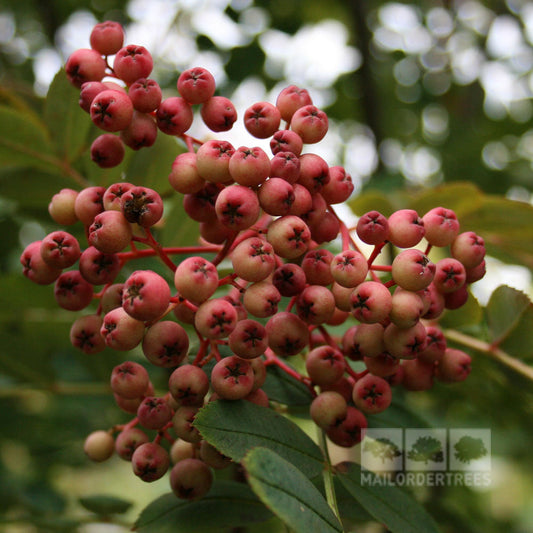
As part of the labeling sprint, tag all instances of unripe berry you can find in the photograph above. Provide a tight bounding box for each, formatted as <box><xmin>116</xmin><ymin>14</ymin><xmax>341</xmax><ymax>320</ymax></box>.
<box><xmin>65</xmin><ymin>49</ymin><xmax>107</xmax><ymax>88</ymax></box>
<box><xmin>101</xmin><ymin>307</ymin><xmax>145</xmax><ymax>351</ymax></box>
<box><xmin>74</xmin><ymin>186</ymin><xmax>105</xmax><ymax>226</ymax></box>
<box><xmin>243</xmin><ymin>280</ymin><xmax>281</xmax><ymax>318</ymax></box>
<box><xmin>215</xmin><ymin>184</ymin><xmax>260</xmax><ymax>231</ymax></box>
<box><xmin>156</xmin><ymin>97</ymin><xmax>193</xmax><ymax>135</ymax></box>
<box><xmin>88</xmin><ymin>210</ymin><xmax>132</xmax><ymax>254</ymax></box>
<box><xmin>54</xmin><ymin>271</ymin><xmax>94</xmax><ymax>311</ymax></box>
<box><xmin>84</xmin><ymin>430</ymin><xmax>115</xmax><ymax>462</ymax></box>
<box><xmin>48</xmin><ymin>188</ymin><xmax>78</xmax><ymax>225</ymax></box>
<box><xmin>356</xmin><ymin>210</ymin><xmax>389</xmax><ymax>245</ymax></box>
<box><xmin>115</xmin><ymin>427</ymin><xmax>149</xmax><ymax>461</ymax></box>
<box><xmin>326</xmin><ymin>406</ymin><xmax>367</xmax><ymax>448</ymax></box>
<box><xmin>110</xmin><ymin>361</ymin><xmax>150</xmax><ymax>399</ymax></box>
<box><xmin>194</xmin><ymin>298</ymin><xmax>238</xmax><ymax>339</ymax></box>
<box><xmin>70</xmin><ymin>314</ymin><xmax>105</xmax><ymax>354</ymax></box>
<box><xmin>350</xmin><ymin>281</ymin><xmax>392</xmax><ymax>324</ymax></box>
<box><xmin>330</xmin><ymin>250</ymin><xmax>368</xmax><ymax>288</ymax></box>
<box><xmin>389</xmin><ymin>287</ymin><xmax>425</xmax><ymax>329</ymax></box>
<box><xmin>169</xmin><ymin>364</ymin><xmax>210</xmax><ymax>407</ymax></box>
<box><xmin>122</xmin><ymin>270</ymin><xmax>171</xmax><ymax>322</ymax></box>
<box><xmin>270</xmin><ymin>129</ymin><xmax>303</xmax><ymax>156</ymax></box>
<box><xmin>320</xmin><ymin>166</ymin><xmax>354</xmax><ymax>204</ymax></box>
<box><xmin>129</xmin><ymin>78</ymin><xmax>163</xmax><ymax>113</ymax></box>
<box><xmin>201</xmin><ymin>96</ymin><xmax>237</xmax><ymax>132</ymax></box>
<box><xmin>91</xmin><ymin>133</ymin><xmax>125</xmax><ymax>167</ymax></box>
<box><xmin>132</xmin><ymin>442</ymin><xmax>169</xmax><ymax>482</ymax></box>
<box><xmin>265</xmin><ymin>312</ymin><xmax>309</xmax><ymax>356</ymax></box>
<box><xmin>90</xmin><ymin>21</ymin><xmax>124</xmax><ymax>55</ymax></box>
<box><xmin>137</xmin><ymin>396</ymin><xmax>173</xmax><ymax>430</ymax></box>
<box><xmin>183</xmin><ymin>182</ymin><xmax>221</xmax><ymax>223</ymax></box>
<box><xmin>169</xmin><ymin>152</ymin><xmax>205</xmax><ymax>194</ymax></box>
<box><xmin>229</xmin><ymin>146</ymin><xmax>271</xmax><ymax>187</ymax></box>
<box><xmin>276</xmin><ymin>85</ymin><xmax>312</xmax><ymax>122</ymax></box>
<box><xmin>113</xmin><ymin>45</ymin><xmax>154</xmax><ymax>85</ymax></box>
<box><xmin>436</xmin><ymin>348</ymin><xmax>471</xmax><ymax>382</ymax></box>
<box><xmin>210</xmin><ymin>355</ymin><xmax>254</xmax><ymax>400</ymax></box>
<box><xmin>228</xmin><ymin>319</ymin><xmax>268</xmax><ymax>359</ymax></box>
<box><xmin>422</xmin><ymin>207</ymin><xmax>460</xmax><ymax>247</ymax></box>
<box><xmin>305</xmin><ymin>345</ymin><xmax>345</xmax><ymax>387</ymax></box>
<box><xmin>244</xmin><ymin>101</ymin><xmax>281</xmax><ymax>138</ymax></box>
<box><xmin>121</xmin><ymin>186</ymin><xmax>164</xmax><ymax>227</ymax></box>
<box><xmin>387</xmin><ymin>209</ymin><xmax>425</xmax><ymax>248</ymax></box>
<box><xmin>196</xmin><ymin>140</ymin><xmax>235</xmax><ymax>184</ymax></box>
<box><xmin>391</xmin><ymin>249</ymin><xmax>435</xmax><ymax>292</ymax></box>
<box><xmin>352</xmin><ymin>374</ymin><xmax>392</xmax><ymax>414</ymax></box>
<box><xmin>103</xmin><ymin>182</ymin><xmax>134</xmax><ymax>211</ymax></box>
<box><xmin>309</xmin><ymin>391</ymin><xmax>348</xmax><ymax>429</ymax></box>
<box><xmin>79</xmin><ymin>247</ymin><xmax>121</xmax><ymax>285</ymax></box>
<box><xmin>120</xmin><ymin>111</ymin><xmax>158</xmax><ymax>150</ymax></box>
<box><xmin>40</xmin><ymin>231</ymin><xmax>80</xmax><ymax>269</ymax></box>
<box><xmin>169</xmin><ymin>458</ymin><xmax>213</xmax><ymax>500</ymax></box>
<box><xmin>142</xmin><ymin>321</ymin><xmax>189</xmax><ymax>368</ymax></box>
<box><xmin>177</xmin><ymin>67</ymin><xmax>216</xmax><ymax>104</ymax></box>
<box><xmin>174</xmin><ymin>256</ymin><xmax>219</xmax><ymax>305</ymax></box>
<box><xmin>451</xmin><ymin>231</ymin><xmax>485</xmax><ymax>269</ymax></box>
<box><xmin>170</xmin><ymin>439</ymin><xmax>196</xmax><ymax>464</ymax></box>
<box><xmin>90</xmin><ymin>90</ymin><xmax>134</xmax><ymax>132</ymax></box>
<box><xmin>266</xmin><ymin>215</ymin><xmax>311</xmax><ymax>259</ymax></box>
<box><xmin>290</xmin><ymin>104</ymin><xmax>328</xmax><ymax>144</ymax></box>
<box><xmin>257</xmin><ymin>178</ymin><xmax>295</xmax><ymax>216</ymax></box>
<box><xmin>231</xmin><ymin>237</ymin><xmax>276</xmax><ymax>282</ymax></box>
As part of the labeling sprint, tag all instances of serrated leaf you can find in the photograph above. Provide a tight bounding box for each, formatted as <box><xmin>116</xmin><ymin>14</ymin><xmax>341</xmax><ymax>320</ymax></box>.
<box><xmin>79</xmin><ymin>494</ymin><xmax>132</xmax><ymax>515</ymax></box>
<box><xmin>243</xmin><ymin>447</ymin><xmax>343</xmax><ymax>533</ymax></box>
<box><xmin>194</xmin><ymin>400</ymin><xmax>324</xmax><ymax>478</ymax></box>
<box><xmin>134</xmin><ymin>481</ymin><xmax>272</xmax><ymax>533</ymax></box>
<box><xmin>338</xmin><ymin>462</ymin><xmax>440</xmax><ymax>533</ymax></box>
<box><xmin>0</xmin><ymin>105</ymin><xmax>58</xmax><ymax>172</ymax></box>
<box><xmin>45</xmin><ymin>69</ymin><xmax>92</xmax><ymax>163</ymax></box>
<box><xmin>262</xmin><ymin>364</ymin><xmax>314</xmax><ymax>407</ymax></box>
<box><xmin>486</xmin><ymin>285</ymin><xmax>533</xmax><ymax>360</ymax></box>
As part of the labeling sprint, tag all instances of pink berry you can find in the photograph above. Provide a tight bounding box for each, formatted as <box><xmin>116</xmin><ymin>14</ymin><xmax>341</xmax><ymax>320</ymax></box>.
<box><xmin>244</xmin><ymin>101</ymin><xmax>281</xmax><ymax>138</ymax></box>
<box><xmin>90</xmin><ymin>90</ymin><xmax>134</xmax><ymax>132</ymax></box>
<box><xmin>177</xmin><ymin>67</ymin><xmax>216</xmax><ymax>104</ymax></box>
<box><xmin>90</xmin><ymin>21</ymin><xmax>124</xmax><ymax>55</ymax></box>
<box><xmin>156</xmin><ymin>97</ymin><xmax>193</xmax><ymax>135</ymax></box>
<box><xmin>122</xmin><ymin>270</ymin><xmax>171</xmax><ymax>322</ymax></box>
<box><xmin>201</xmin><ymin>96</ymin><xmax>237</xmax><ymax>132</ymax></box>
<box><xmin>113</xmin><ymin>44</ymin><xmax>154</xmax><ymax>85</ymax></box>
<box><xmin>65</xmin><ymin>48</ymin><xmax>107</xmax><ymax>88</ymax></box>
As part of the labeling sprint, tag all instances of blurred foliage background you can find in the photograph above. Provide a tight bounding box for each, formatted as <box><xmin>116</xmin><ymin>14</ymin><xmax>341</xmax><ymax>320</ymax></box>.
<box><xmin>1</xmin><ymin>0</ymin><xmax>533</xmax><ymax>531</ymax></box>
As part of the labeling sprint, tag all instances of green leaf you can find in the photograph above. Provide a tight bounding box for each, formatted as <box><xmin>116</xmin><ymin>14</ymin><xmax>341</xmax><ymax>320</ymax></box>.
<box><xmin>459</xmin><ymin>196</ymin><xmax>533</xmax><ymax>268</ymax></box>
<box><xmin>243</xmin><ymin>447</ymin><xmax>343</xmax><ymax>533</ymax></box>
<box><xmin>348</xmin><ymin>190</ymin><xmax>396</xmax><ymax>217</ymax></box>
<box><xmin>194</xmin><ymin>400</ymin><xmax>324</xmax><ymax>478</ymax></box>
<box><xmin>44</xmin><ymin>69</ymin><xmax>92</xmax><ymax>163</ymax></box>
<box><xmin>262</xmin><ymin>364</ymin><xmax>314</xmax><ymax>407</ymax></box>
<box><xmin>158</xmin><ymin>194</ymin><xmax>200</xmax><ymax>248</ymax></box>
<box><xmin>337</xmin><ymin>462</ymin><xmax>440</xmax><ymax>533</ymax></box>
<box><xmin>409</xmin><ymin>182</ymin><xmax>484</xmax><ymax>217</ymax></box>
<box><xmin>79</xmin><ymin>494</ymin><xmax>133</xmax><ymax>515</ymax></box>
<box><xmin>438</xmin><ymin>289</ymin><xmax>483</xmax><ymax>331</ymax></box>
<box><xmin>486</xmin><ymin>285</ymin><xmax>533</xmax><ymax>361</ymax></box>
<box><xmin>366</xmin><ymin>399</ymin><xmax>431</xmax><ymax>429</ymax></box>
<box><xmin>126</xmin><ymin>131</ymin><xmax>182</xmax><ymax>191</ymax></box>
<box><xmin>0</xmin><ymin>105</ymin><xmax>58</xmax><ymax>173</ymax></box>
<box><xmin>134</xmin><ymin>481</ymin><xmax>273</xmax><ymax>533</ymax></box>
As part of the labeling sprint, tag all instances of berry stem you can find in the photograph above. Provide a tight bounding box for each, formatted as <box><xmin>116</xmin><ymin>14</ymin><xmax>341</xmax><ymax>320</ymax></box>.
<box><xmin>264</xmin><ymin>348</ymin><xmax>316</xmax><ymax>395</ymax></box>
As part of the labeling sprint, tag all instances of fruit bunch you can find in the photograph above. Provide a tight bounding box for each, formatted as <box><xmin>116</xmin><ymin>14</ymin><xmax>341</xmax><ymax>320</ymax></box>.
<box><xmin>20</xmin><ymin>21</ymin><xmax>487</xmax><ymax>501</ymax></box>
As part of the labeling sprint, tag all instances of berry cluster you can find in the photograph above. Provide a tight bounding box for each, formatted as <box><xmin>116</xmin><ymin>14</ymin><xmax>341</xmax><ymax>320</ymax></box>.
<box><xmin>21</xmin><ymin>21</ymin><xmax>487</xmax><ymax>501</ymax></box>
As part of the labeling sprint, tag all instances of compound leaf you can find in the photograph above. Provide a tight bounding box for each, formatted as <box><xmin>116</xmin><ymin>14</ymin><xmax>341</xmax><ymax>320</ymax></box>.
<box><xmin>243</xmin><ymin>447</ymin><xmax>343</xmax><ymax>533</ymax></box>
<box><xmin>338</xmin><ymin>462</ymin><xmax>440</xmax><ymax>533</ymax></box>
<box><xmin>194</xmin><ymin>400</ymin><xmax>324</xmax><ymax>478</ymax></box>
<box><xmin>134</xmin><ymin>481</ymin><xmax>272</xmax><ymax>533</ymax></box>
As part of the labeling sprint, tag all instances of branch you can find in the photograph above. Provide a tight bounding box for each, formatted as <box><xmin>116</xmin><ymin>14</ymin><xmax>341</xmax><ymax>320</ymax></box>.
<box><xmin>443</xmin><ymin>328</ymin><xmax>533</xmax><ymax>382</ymax></box>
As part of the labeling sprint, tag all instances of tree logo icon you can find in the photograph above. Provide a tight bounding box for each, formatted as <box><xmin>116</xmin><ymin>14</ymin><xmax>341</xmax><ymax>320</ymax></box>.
<box><xmin>454</xmin><ymin>435</ymin><xmax>488</xmax><ymax>464</ymax></box>
<box><xmin>363</xmin><ymin>437</ymin><xmax>402</xmax><ymax>463</ymax></box>
<box><xmin>407</xmin><ymin>435</ymin><xmax>444</xmax><ymax>464</ymax></box>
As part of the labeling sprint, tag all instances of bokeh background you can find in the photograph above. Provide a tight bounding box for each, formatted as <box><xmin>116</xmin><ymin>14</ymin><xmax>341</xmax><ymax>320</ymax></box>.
<box><xmin>1</xmin><ymin>0</ymin><xmax>533</xmax><ymax>531</ymax></box>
